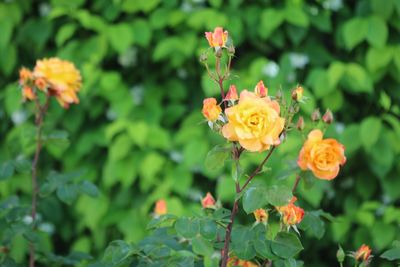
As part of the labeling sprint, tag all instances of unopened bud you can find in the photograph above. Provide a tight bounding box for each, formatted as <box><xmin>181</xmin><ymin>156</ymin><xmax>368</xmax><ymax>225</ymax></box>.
<box><xmin>215</xmin><ymin>47</ymin><xmax>223</xmax><ymax>58</ymax></box>
<box><xmin>225</xmin><ymin>85</ymin><xmax>238</xmax><ymax>101</ymax></box>
<box><xmin>276</xmin><ymin>89</ymin><xmax>283</xmax><ymax>100</ymax></box>
<box><xmin>337</xmin><ymin>245</ymin><xmax>345</xmax><ymax>263</ymax></box>
<box><xmin>202</xmin><ymin>192</ymin><xmax>216</xmax><ymax>209</ymax></box>
<box><xmin>322</xmin><ymin>109</ymin><xmax>333</xmax><ymax>124</ymax></box>
<box><xmin>296</xmin><ymin>116</ymin><xmax>305</xmax><ymax>131</ymax></box>
<box><xmin>291</xmin><ymin>86</ymin><xmax>304</xmax><ymax>102</ymax></box>
<box><xmin>199</xmin><ymin>53</ymin><xmax>208</xmax><ymax>63</ymax></box>
<box><xmin>228</xmin><ymin>45</ymin><xmax>235</xmax><ymax>56</ymax></box>
<box><xmin>311</xmin><ymin>109</ymin><xmax>321</xmax><ymax>121</ymax></box>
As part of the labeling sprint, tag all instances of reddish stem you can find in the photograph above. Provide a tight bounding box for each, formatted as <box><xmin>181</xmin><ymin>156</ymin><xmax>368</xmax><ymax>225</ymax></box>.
<box><xmin>29</xmin><ymin>95</ymin><xmax>50</xmax><ymax>267</ymax></box>
<box><xmin>292</xmin><ymin>174</ymin><xmax>301</xmax><ymax>193</ymax></box>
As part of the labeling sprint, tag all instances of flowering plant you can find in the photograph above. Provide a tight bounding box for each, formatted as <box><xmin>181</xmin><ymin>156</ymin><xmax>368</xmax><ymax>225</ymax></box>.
<box><xmin>93</xmin><ymin>27</ymin><xmax>353</xmax><ymax>267</ymax></box>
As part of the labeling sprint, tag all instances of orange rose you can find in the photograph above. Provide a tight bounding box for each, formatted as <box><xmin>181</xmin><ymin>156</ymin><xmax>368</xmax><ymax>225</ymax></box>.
<box><xmin>33</xmin><ymin>58</ymin><xmax>82</xmax><ymax>108</ymax></box>
<box><xmin>298</xmin><ymin>129</ymin><xmax>346</xmax><ymax>180</ymax></box>
<box><xmin>227</xmin><ymin>257</ymin><xmax>258</xmax><ymax>267</ymax></box>
<box><xmin>202</xmin><ymin>98</ymin><xmax>222</xmax><ymax>122</ymax></box>
<box><xmin>276</xmin><ymin>197</ymin><xmax>304</xmax><ymax>226</ymax></box>
<box><xmin>253</xmin><ymin>208</ymin><xmax>268</xmax><ymax>223</ymax></box>
<box><xmin>205</xmin><ymin>27</ymin><xmax>228</xmax><ymax>48</ymax></box>
<box><xmin>154</xmin><ymin>199</ymin><xmax>167</xmax><ymax>216</ymax></box>
<box><xmin>355</xmin><ymin>244</ymin><xmax>372</xmax><ymax>262</ymax></box>
<box><xmin>22</xmin><ymin>86</ymin><xmax>36</xmax><ymax>101</ymax></box>
<box><xmin>201</xmin><ymin>192</ymin><xmax>216</xmax><ymax>209</ymax></box>
<box><xmin>19</xmin><ymin>67</ymin><xmax>33</xmax><ymax>85</ymax></box>
<box><xmin>222</xmin><ymin>86</ymin><xmax>284</xmax><ymax>152</ymax></box>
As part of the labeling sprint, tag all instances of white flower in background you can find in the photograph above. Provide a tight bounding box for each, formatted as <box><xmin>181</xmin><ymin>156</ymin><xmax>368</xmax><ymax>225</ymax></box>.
<box><xmin>262</xmin><ymin>61</ymin><xmax>279</xmax><ymax>77</ymax></box>
<box><xmin>39</xmin><ymin>222</ymin><xmax>55</xmax><ymax>234</ymax></box>
<box><xmin>335</xmin><ymin>122</ymin><xmax>345</xmax><ymax>134</ymax></box>
<box><xmin>181</xmin><ymin>2</ymin><xmax>193</xmax><ymax>12</ymax></box>
<box><xmin>130</xmin><ymin>85</ymin><xmax>144</xmax><ymax>105</ymax></box>
<box><xmin>23</xmin><ymin>215</ymin><xmax>33</xmax><ymax>225</ymax></box>
<box><xmin>118</xmin><ymin>47</ymin><xmax>137</xmax><ymax>67</ymax></box>
<box><xmin>39</xmin><ymin>3</ymin><xmax>51</xmax><ymax>16</ymax></box>
<box><xmin>309</xmin><ymin>6</ymin><xmax>319</xmax><ymax>15</ymax></box>
<box><xmin>323</xmin><ymin>0</ymin><xmax>343</xmax><ymax>11</ymax></box>
<box><xmin>289</xmin><ymin>53</ymin><xmax>309</xmax><ymax>69</ymax></box>
<box><xmin>177</xmin><ymin>69</ymin><xmax>188</xmax><ymax>79</ymax></box>
<box><xmin>106</xmin><ymin>109</ymin><xmax>117</xmax><ymax>121</ymax></box>
<box><xmin>11</xmin><ymin>110</ymin><xmax>27</xmax><ymax>125</ymax></box>
<box><xmin>169</xmin><ymin>151</ymin><xmax>183</xmax><ymax>163</ymax></box>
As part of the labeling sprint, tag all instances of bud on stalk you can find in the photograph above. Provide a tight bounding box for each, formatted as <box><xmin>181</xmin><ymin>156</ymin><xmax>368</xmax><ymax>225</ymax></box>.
<box><xmin>322</xmin><ymin>109</ymin><xmax>333</xmax><ymax>124</ymax></box>
<box><xmin>311</xmin><ymin>109</ymin><xmax>321</xmax><ymax>121</ymax></box>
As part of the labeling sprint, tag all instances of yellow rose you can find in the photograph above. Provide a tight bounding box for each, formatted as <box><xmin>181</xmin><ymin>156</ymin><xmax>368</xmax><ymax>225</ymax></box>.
<box><xmin>202</xmin><ymin>98</ymin><xmax>222</xmax><ymax>122</ymax></box>
<box><xmin>33</xmin><ymin>58</ymin><xmax>82</xmax><ymax>108</ymax></box>
<box><xmin>222</xmin><ymin>90</ymin><xmax>284</xmax><ymax>152</ymax></box>
<box><xmin>297</xmin><ymin>129</ymin><xmax>346</xmax><ymax>180</ymax></box>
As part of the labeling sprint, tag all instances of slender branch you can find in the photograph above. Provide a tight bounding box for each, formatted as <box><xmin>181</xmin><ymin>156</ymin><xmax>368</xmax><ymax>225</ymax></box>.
<box><xmin>292</xmin><ymin>174</ymin><xmax>301</xmax><ymax>193</ymax></box>
<box><xmin>29</xmin><ymin>95</ymin><xmax>50</xmax><ymax>267</ymax></box>
<box><xmin>220</xmin><ymin>145</ymin><xmax>241</xmax><ymax>267</ymax></box>
<box><xmin>240</xmin><ymin>146</ymin><xmax>276</xmax><ymax>193</ymax></box>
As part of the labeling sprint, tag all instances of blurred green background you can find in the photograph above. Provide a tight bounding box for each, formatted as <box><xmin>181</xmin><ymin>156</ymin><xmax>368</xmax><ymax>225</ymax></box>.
<box><xmin>1</xmin><ymin>0</ymin><xmax>400</xmax><ymax>265</ymax></box>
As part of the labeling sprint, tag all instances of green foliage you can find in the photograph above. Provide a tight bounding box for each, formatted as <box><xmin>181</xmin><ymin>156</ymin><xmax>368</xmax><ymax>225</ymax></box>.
<box><xmin>0</xmin><ymin>0</ymin><xmax>400</xmax><ymax>266</ymax></box>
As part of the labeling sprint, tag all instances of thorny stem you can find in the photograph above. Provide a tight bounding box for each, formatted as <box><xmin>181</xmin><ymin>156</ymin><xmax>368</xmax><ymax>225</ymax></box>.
<box><xmin>29</xmin><ymin>95</ymin><xmax>50</xmax><ymax>267</ymax></box>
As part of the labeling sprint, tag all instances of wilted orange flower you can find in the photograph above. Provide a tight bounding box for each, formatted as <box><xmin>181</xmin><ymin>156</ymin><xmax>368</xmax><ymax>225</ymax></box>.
<box><xmin>202</xmin><ymin>98</ymin><xmax>222</xmax><ymax>122</ymax></box>
<box><xmin>355</xmin><ymin>244</ymin><xmax>372</xmax><ymax>262</ymax></box>
<box><xmin>298</xmin><ymin>129</ymin><xmax>346</xmax><ymax>180</ymax></box>
<box><xmin>227</xmin><ymin>257</ymin><xmax>258</xmax><ymax>267</ymax></box>
<box><xmin>201</xmin><ymin>192</ymin><xmax>216</xmax><ymax>209</ymax></box>
<box><xmin>291</xmin><ymin>86</ymin><xmax>304</xmax><ymax>101</ymax></box>
<box><xmin>19</xmin><ymin>67</ymin><xmax>33</xmax><ymax>85</ymax></box>
<box><xmin>254</xmin><ymin>81</ymin><xmax>267</xmax><ymax>97</ymax></box>
<box><xmin>34</xmin><ymin>77</ymin><xmax>47</xmax><ymax>91</ymax></box>
<box><xmin>225</xmin><ymin>85</ymin><xmax>238</xmax><ymax>101</ymax></box>
<box><xmin>276</xmin><ymin>197</ymin><xmax>304</xmax><ymax>226</ymax></box>
<box><xmin>253</xmin><ymin>209</ymin><xmax>268</xmax><ymax>223</ymax></box>
<box><xmin>154</xmin><ymin>199</ymin><xmax>167</xmax><ymax>216</ymax></box>
<box><xmin>222</xmin><ymin>89</ymin><xmax>284</xmax><ymax>152</ymax></box>
<box><xmin>33</xmin><ymin>58</ymin><xmax>82</xmax><ymax>108</ymax></box>
<box><xmin>205</xmin><ymin>27</ymin><xmax>228</xmax><ymax>48</ymax></box>
<box><xmin>22</xmin><ymin>86</ymin><xmax>36</xmax><ymax>101</ymax></box>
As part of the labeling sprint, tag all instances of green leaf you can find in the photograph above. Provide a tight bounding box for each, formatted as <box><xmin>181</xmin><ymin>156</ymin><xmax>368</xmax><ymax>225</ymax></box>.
<box><xmin>381</xmin><ymin>247</ymin><xmax>400</xmax><ymax>261</ymax></box>
<box><xmin>103</xmin><ymin>240</ymin><xmax>139</xmax><ymax>265</ymax></box>
<box><xmin>0</xmin><ymin>161</ymin><xmax>15</xmax><ymax>181</ymax></box>
<box><xmin>360</xmin><ymin>117</ymin><xmax>382</xmax><ymax>150</ymax></box>
<box><xmin>342</xmin><ymin>64</ymin><xmax>373</xmax><ymax>93</ymax></box>
<box><xmin>204</xmin><ymin>144</ymin><xmax>230</xmax><ymax>172</ymax></box>
<box><xmin>192</xmin><ymin>236</ymin><xmax>213</xmax><ymax>256</ymax></box>
<box><xmin>200</xmin><ymin>219</ymin><xmax>217</xmax><ymax>240</ymax></box>
<box><xmin>285</xmin><ymin>6</ymin><xmax>309</xmax><ymax>27</ymax></box>
<box><xmin>174</xmin><ymin>217</ymin><xmax>200</xmax><ymax>238</ymax></box>
<box><xmin>107</xmin><ymin>23</ymin><xmax>134</xmax><ymax>53</ymax></box>
<box><xmin>242</xmin><ymin>184</ymin><xmax>268</xmax><ymax>214</ymax></box>
<box><xmin>265</xmin><ymin>185</ymin><xmax>293</xmax><ymax>206</ymax></box>
<box><xmin>259</xmin><ymin>9</ymin><xmax>284</xmax><ymax>39</ymax></box>
<box><xmin>370</xmin><ymin>0</ymin><xmax>394</xmax><ymax>20</ymax></box>
<box><xmin>254</xmin><ymin>239</ymin><xmax>278</xmax><ymax>260</ymax></box>
<box><xmin>56</xmin><ymin>23</ymin><xmax>77</xmax><ymax>47</ymax></box>
<box><xmin>231</xmin><ymin>225</ymin><xmax>256</xmax><ymax>260</ymax></box>
<box><xmin>271</xmin><ymin>232</ymin><xmax>303</xmax><ymax>259</ymax></box>
<box><xmin>327</xmin><ymin>61</ymin><xmax>345</xmax><ymax>89</ymax></box>
<box><xmin>57</xmin><ymin>184</ymin><xmax>78</xmax><ymax>205</ymax></box>
<box><xmin>366</xmin><ymin>16</ymin><xmax>388</xmax><ymax>48</ymax></box>
<box><xmin>13</xmin><ymin>157</ymin><xmax>31</xmax><ymax>173</ymax></box>
<box><xmin>343</xmin><ymin>18</ymin><xmax>367</xmax><ymax>50</ymax></box>
<box><xmin>79</xmin><ymin>180</ymin><xmax>99</xmax><ymax>198</ymax></box>
<box><xmin>298</xmin><ymin>211</ymin><xmax>325</xmax><ymax>239</ymax></box>
<box><xmin>366</xmin><ymin>47</ymin><xmax>392</xmax><ymax>73</ymax></box>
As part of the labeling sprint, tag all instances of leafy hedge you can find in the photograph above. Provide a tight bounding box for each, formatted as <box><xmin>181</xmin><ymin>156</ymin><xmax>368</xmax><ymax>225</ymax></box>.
<box><xmin>0</xmin><ymin>0</ymin><xmax>400</xmax><ymax>265</ymax></box>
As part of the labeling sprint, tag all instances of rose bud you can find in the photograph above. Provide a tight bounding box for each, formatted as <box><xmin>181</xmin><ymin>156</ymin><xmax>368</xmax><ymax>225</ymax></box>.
<box><xmin>201</xmin><ymin>192</ymin><xmax>216</xmax><ymax>209</ymax></box>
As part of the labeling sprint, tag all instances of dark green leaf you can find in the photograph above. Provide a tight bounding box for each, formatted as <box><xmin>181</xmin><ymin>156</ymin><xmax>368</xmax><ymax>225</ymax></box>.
<box><xmin>57</xmin><ymin>184</ymin><xmax>78</xmax><ymax>205</ymax></box>
<box><xmin>79</xmin><ymin>180</ymin><xmax>99</xmax><ymax>197</ymax></box>
<box><xmin>265</xmin><ymin>185</ymin><xmax>293</xmax><ymax>206</ymax></box>
<box><xmin>204</xmin><ymin>144</ymin><xmax>230</xmax><ymax>171</ymax></box>
<box><xmin>191</xmin><ymin>236</ymin><xmax>213</xmax><ymax>256</ymax></box>
<box><xmin>0</xmin><ymin>161</ymin><xmax>15</xmax><ymax>181</ymax></box>
<box><xmin>174</xmin><ymin>217</ymin><xmax>200</xmax><ymax>238</ymax></box>
<box><xmin>271</xmin><ymin>232</ymin><xmax>303</xmax><ymax>259</ymax></box>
